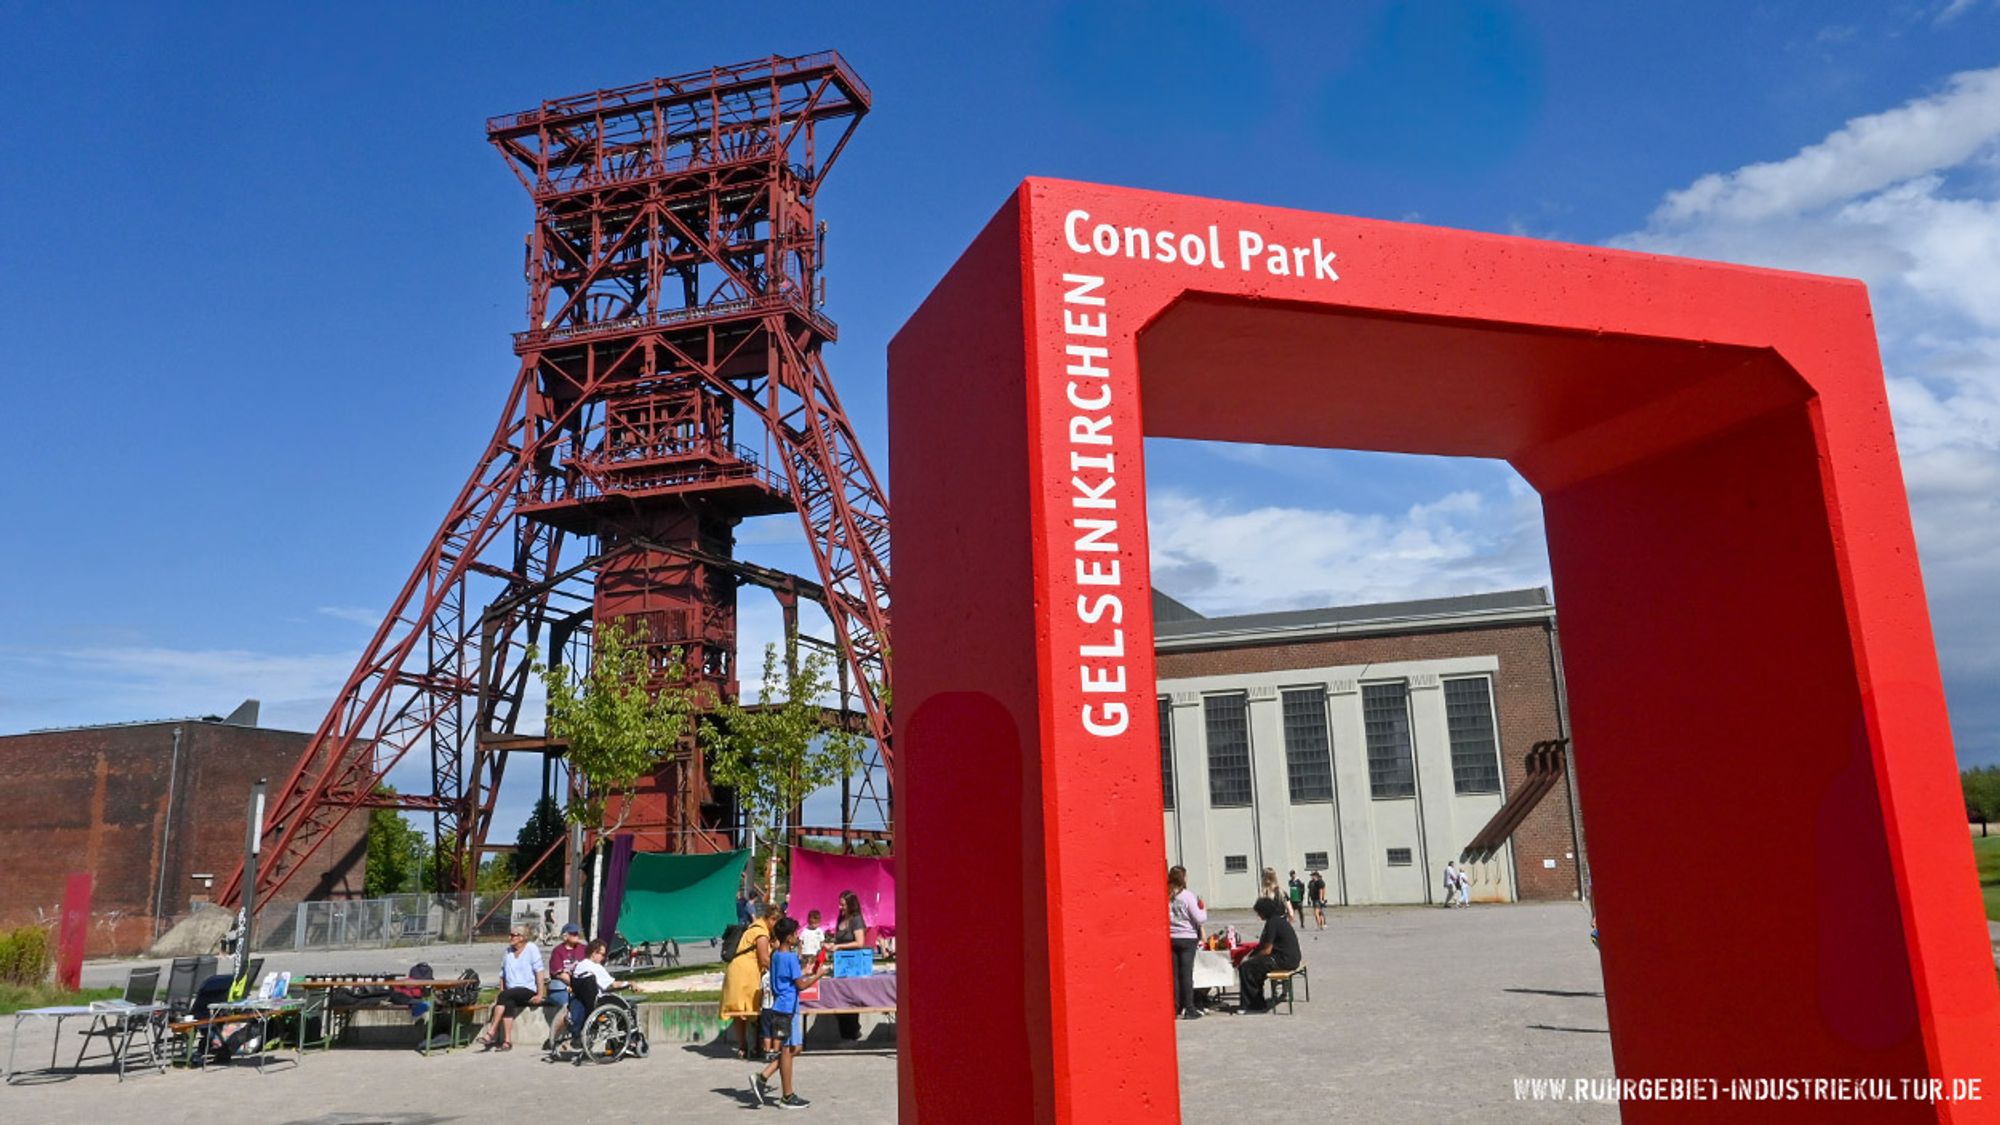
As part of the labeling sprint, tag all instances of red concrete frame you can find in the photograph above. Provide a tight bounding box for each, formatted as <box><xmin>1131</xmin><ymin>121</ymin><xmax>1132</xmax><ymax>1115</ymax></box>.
<box><xmin>888</xmin><ymin>178</ymin><xmax>1999</xmax><ymax>1123</ymax></box>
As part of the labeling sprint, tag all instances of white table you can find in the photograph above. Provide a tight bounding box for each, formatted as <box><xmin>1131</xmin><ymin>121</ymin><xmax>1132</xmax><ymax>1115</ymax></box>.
<box><xmin>6</xmin><ymin>1003</ymin><xmax>166</xmax><ymax>1084</ymax></box>
<box><xmin>199</xmin><ymin>998</ymin><xmax>306</xmax><ymax>1073</ymax></box>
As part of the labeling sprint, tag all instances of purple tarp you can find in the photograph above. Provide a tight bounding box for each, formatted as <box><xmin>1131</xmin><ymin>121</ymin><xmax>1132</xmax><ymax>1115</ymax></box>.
<box><xmin>787</xmin><ymin>848</ymin><xmax>896</xmax><ymax>931</ymax></box>
<box><xmin>597</xmin><ymin>833</ymin><xmax>636</xmax><ymax>941</ymax></box>
<box><xmin>803</xmin><ymin>972</ymin><xmax>897</xmax><ymax>1011</ymax></box>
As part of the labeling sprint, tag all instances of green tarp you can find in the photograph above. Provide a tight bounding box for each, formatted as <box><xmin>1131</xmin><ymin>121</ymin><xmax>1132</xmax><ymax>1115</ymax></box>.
<box><xmin>616</xmin><ymin>849</ymin><xmax>749</xmax><ymax>942</ymax></box>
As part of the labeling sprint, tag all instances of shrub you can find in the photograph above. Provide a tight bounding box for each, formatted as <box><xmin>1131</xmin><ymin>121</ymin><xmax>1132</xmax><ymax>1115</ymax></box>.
<box><xmin>0</xmin><ymin>926</ymin><xmax>51</xmax><ymax>986</ymax></box>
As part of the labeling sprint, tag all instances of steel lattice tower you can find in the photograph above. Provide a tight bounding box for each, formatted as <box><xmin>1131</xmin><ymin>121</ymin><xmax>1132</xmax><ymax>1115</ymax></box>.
<box><xmin>221</xmin><ymin>52</ymin><xmax>890</xmax><ymax>907</ymax></box>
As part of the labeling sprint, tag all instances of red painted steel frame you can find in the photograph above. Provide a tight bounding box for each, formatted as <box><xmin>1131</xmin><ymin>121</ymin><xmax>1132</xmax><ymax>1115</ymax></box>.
<box><xmin>888</xmin><ymin>179</ymin><xmax>1998</xmax><ymax>1123</ymax></box>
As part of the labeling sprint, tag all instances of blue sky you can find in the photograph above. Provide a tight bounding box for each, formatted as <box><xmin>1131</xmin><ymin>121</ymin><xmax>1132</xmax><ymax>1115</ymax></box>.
<box><xmin>5</xmin><ymin>1</ymin><xmax>2000</xmax><ymax>842</ymax></box>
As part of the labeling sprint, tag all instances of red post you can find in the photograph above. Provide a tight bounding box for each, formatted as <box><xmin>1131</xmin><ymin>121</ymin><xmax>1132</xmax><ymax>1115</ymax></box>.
<box><xmin>56</xmin><ymin>872</ymin><xmax>92</xmax><ymax>991</ymax></box>
<box><xmin>890</xmin><ymin>178</ymin><xmax>1999</xmax><ymax>1122</ymax></box>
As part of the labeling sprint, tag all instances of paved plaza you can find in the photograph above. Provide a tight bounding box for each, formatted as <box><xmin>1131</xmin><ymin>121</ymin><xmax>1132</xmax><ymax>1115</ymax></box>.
<box><xmin>9</xmin><ymin>901</ymin><xmax>1615</xmax><ymax>1123</ymax></box>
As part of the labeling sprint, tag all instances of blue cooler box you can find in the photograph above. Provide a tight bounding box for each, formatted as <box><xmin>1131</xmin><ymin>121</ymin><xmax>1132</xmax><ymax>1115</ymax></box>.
<box><xmin>831</xmin><ymin>950</ymin><xmax>875</xmax><ymax>978</ymax></box>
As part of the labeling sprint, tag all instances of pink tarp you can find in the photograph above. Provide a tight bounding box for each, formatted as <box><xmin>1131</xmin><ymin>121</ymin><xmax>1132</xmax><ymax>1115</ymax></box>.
<box><xmin>787</xmin><ymin>849</ymin><xmax>895</xmax><ymax>931</ymax></box>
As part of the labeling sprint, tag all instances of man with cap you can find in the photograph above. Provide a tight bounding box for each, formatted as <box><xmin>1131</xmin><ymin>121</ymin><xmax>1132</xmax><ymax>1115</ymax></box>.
<box><xmin>542</xmin><ymin>922</ymin><xmax>588</xmax><ymax>1051</ymax></box>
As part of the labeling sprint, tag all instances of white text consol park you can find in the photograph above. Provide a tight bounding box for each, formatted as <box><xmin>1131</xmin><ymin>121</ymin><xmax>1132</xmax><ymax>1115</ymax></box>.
<box><xmin>1062</xmin><ymin>209</ymin><xmax>1340</xmax><ymax>282</ymax></box>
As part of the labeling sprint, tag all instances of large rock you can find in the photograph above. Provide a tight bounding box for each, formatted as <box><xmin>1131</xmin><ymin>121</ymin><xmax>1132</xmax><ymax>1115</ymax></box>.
<box><xmin>148</xmin><ymin>905</ymin><xmax>233</xmax><ymax>958</ymax></box>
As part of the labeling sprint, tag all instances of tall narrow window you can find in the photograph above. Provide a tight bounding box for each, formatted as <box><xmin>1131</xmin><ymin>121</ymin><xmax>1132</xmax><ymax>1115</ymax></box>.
<box><xmin>1445</xmin><ymin>676</ymin><xmax>1503</xmax><ymax>794</ymax></box>
<box><xmin>1204</xmin><ymin>693</ymin><xmax>1253</xmax><ymax>808</ymax></box>
<box><xmin>1158</xmin><ymin>696</ymin><xmax>1176</xmax><ymax>810</ymax></box>
<box><xmin>1281</xmin><ymin>687</ymin><xmax>1335</xmax><ymax>803</ymax></box>
<box><xmin>1363</xmin><ymin>682</ymin><xmax>1416</xmax><ymax>799</ymax></box>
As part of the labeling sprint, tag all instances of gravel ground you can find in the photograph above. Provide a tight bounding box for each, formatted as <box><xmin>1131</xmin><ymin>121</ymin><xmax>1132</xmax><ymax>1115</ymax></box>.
<box><xmin>12</xmin><ymin>901</ymin><xmax>1613</xmax><ymax>1123</ymax></box>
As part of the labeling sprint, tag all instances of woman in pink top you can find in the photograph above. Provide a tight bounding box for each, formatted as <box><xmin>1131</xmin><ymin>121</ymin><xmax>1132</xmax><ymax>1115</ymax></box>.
<box><xmin>1167</xmin><ymin>865</ymin><xmax>1208</xmax><ymax>1020</ymax></box>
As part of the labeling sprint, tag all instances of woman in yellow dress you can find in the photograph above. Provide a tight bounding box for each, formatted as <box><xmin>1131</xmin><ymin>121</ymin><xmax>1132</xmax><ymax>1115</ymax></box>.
<box><xmin>721</xmin><ymin>902</ymin><xmax>779</xmax><ymax>1059</ymax></box>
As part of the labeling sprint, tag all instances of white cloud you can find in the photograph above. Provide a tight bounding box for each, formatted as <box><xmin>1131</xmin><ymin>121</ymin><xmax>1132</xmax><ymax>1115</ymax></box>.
<box><xmin>1650</xmin><ymin>66</ymin><xmax>2000</xmax><ymax>225</ymax></box>
<box><xmin>1146</xmin><ymin>478</ymin><xmax>1550</xmax><ymax>616</ymax></box>
<box><xmin>316</xmin><ymin>605</ymin><xmax>383</xmax><ymax>627</ymax></box>
<box><xmin>0</xmin><ymin>644</ymin><xmax>358</xmax><ymax>735</ymax></box>
<box><xmin>1936</xmin><ymin>0</ymin><xmax>1979</xmax><ymax>25</ymax></box>
<box><xmin>1620</xmin><ymin>67</ymin><xmax>2000</xmax><ymax>762</ymax></box>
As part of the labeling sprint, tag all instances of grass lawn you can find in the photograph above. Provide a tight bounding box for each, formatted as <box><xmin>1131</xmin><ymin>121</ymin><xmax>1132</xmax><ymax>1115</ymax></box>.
<box><xmin>0</xmin><ymin>983</ymin><xmax>124</xmax><ymax>1015</ymax></box>
<box><xmin>1973</xmin><ymin>833</ymin><xmax>2000</xmax><ymax>922</ymax></box>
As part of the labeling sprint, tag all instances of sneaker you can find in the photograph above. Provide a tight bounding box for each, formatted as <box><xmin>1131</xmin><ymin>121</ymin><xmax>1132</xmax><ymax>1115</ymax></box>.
<box><xmin>776</xmin><ymin>1093</ymin><xmax>812</xmax><ymax>1110</ymax></box>
<box><xmin>752</xmin><ymin>1071</ymin><xmax>773</xmax><ymax>1105</ymax></box>
<box><xmin>1179</xmin><ymin>1009</ymin><xmax>1203</xmax><ymax>1021</ymax></box>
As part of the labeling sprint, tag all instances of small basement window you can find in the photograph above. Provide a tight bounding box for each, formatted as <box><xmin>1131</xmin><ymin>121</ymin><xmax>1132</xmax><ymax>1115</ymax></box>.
<box><xmin>1386</xmin><ymin>848</ymin><xmax>1413</xmax><ymax>866</ymax></box>
<box><xmin>1304</xmin><ymin>851</ymin><xmax>1330</xmax><ymax>870</ymax></box>
<box><xmin>1223</xmin><ymin>855</ymin><xmax>1249</xmax><ymax>874</ymax></box>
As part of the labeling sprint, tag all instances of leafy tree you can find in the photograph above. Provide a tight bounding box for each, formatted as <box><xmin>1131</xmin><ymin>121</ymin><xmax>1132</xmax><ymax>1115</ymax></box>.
<box><xmin>424</xmin><ymin>830</ymin><xmax>464</xmax><ymax>894</ymax></box>
<box><xmin>476</xmin><ymin>855</ymin><xmax>518</xmax><ymax>898</ymax></box>
<box><xmin>538</xmin><ymin>617</ymin><xmax>709</xmax><ymax>831</ymax></box>
<box><xmin>363</xmin><ymin>792</ymin><xmax>427</xmax><ymax>897</ymax></box>
<box><xmin>703</xmin><ymin>645</ymin><xmax>868</xmax><ymax>897</ymax></box>
<box><xmin>512</xmin><ymin>796</ymin><xmax>568</xmax><ymax>885</ymax></box>
<box><xmin>1965</xmin><ymin>767</ymin><xmax>2000</xmax><ymax>834</ymax></box>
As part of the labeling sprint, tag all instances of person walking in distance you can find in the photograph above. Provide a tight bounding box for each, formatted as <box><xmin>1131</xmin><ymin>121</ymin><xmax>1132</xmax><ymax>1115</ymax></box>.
<box><xmin>1167</xmin><ymin>865</ymin><xmax>1207</xmax><ymax>1020</ymax></box>
<box><xmin>1286</xmin><ymin>870</ymin><xmax>1306</xmax><ymax>923</ymax></box>
<box><xmin>1442</xmin><ymin>861</ymin><xmax>1464</xmax><ymax>908</ymax></box>
<box><xmin>1456</xmin><ymin>862</ymin><xmax>1471</xmax><ymax>907</ymax></box>
<box><xmin>1306</xmin><ymin>870</ymin><xmax>1328</xmax><ymax>930</ymax></box>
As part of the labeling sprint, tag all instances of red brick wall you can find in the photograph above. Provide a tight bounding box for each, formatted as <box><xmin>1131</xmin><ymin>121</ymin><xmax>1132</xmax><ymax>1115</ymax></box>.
<box><xmin>1156</xmin><ymin>618</ymin><xmax>1582</xmax><ymax>901</ymax></box>
<box><xmin>0</xmin><ymin>721</ymin><xmax>367</xmax><ymax>955</ymax></box>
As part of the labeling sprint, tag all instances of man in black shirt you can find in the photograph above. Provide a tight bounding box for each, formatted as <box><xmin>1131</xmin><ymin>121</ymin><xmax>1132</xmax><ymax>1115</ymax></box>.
<box><xmin>1306</xmin><ymin>870</ymin><xmax>1328</xmax><ymax>930</ymax></box>
<box><xmin>1238</xmin><ymin>898</ymin><xmax>1302</xmax><ymax>1012</ymax></box>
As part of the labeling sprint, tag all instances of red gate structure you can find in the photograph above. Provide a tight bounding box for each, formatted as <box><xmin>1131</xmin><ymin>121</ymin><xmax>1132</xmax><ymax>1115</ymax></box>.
<box><xmin>889</xmin><ymin>179</ymin><xmax>1998</xmax><ymax>1122</ymax></box>
<box><xmin>221</xmin><ymin>52</ymin><xmax>891</xmax><ymax>907</ymax></box>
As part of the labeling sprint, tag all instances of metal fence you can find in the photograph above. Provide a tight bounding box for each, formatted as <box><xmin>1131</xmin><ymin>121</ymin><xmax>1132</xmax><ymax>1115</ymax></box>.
<box><xmin>258</xmin><ymin>890</ymin><xmax>565</xmax><ymax>953</ymax></box>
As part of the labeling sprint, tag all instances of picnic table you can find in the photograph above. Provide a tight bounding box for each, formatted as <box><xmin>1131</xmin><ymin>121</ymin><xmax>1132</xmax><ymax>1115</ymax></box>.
<box><xmin>292</xmin><ymin>977</ymin><xmax>479</xmax><ymax>1055</ymax></box>
<box><xmin>5</xmin><ymin>1003</ymin><xmax>166</xmax><ymax>1085</ymax></box>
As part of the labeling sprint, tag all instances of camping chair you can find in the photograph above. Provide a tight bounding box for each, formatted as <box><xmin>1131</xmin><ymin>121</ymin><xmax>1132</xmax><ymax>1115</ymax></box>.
<box><xmin>162</xmin><ymin>956</ymin><xmax>215</xmax><ymax>1020</ymax></box>
<box><xmin>75</xmin><ymin>966</ymin><xmax>165</xmax><ymax>1079</ymax></box>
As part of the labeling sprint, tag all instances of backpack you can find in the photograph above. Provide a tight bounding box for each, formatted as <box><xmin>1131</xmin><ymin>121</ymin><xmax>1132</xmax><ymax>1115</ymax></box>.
<box><xmin>720</xmin><ymin>923</ymin><xmax>746</xmax><ymax>962</ymax></box>
<box><xmin>392</xmin><ymin>961</ymin><xmax>434</xmax><ymax>1001</ymax></box>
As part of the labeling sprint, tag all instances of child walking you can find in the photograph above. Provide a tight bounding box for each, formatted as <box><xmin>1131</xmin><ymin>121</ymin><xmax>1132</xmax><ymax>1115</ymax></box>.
<box><xmin>752</xmin><ymin>918</ymin><xmax>829</xmax><ymax>1110</ymax></box>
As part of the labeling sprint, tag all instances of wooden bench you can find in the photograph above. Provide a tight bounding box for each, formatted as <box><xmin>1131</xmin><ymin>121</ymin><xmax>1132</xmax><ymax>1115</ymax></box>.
<box><xmin>167</xmin><ymin>1010</ymin><xmax>298</xmax><ymax>1068</ymax></box>
<box><xmin>1264</xmin><ymin>962</ymin><xmax>1310</xmax><ymax>1015</ymax></box>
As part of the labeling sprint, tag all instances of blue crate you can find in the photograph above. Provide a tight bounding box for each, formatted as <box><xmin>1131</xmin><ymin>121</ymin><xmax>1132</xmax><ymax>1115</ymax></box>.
<box><xmin>831</xmin><ymin>949</ymin><xmax>875</xmax><ymax>978</ymax></box>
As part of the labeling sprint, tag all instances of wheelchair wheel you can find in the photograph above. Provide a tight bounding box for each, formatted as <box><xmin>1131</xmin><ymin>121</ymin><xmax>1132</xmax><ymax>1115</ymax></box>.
<box><xmin>580</xmin><ymin>1004</ymin><xmax>633</xmax><ymax>1064</ymax></box>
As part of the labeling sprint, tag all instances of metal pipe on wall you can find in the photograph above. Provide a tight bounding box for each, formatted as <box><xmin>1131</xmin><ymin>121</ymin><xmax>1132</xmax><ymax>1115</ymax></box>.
<box><xmin>150</xmin><ymin>725</ymin><xmax>185</xmax><ymax>941</ymax></box>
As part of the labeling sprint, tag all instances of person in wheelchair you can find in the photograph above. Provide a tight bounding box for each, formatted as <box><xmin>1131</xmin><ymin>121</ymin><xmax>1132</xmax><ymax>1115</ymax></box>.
<box><xmin>552</xmin><ymin>940</ymin><xmax>621</xmax><ymax>1061</ymax></box>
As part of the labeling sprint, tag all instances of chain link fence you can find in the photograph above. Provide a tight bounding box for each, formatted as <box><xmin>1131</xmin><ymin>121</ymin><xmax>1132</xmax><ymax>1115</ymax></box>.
<box><xmin>257</xmin><ymin>890</ymin><xmax>565</xmax><ymax>952</ymax></box>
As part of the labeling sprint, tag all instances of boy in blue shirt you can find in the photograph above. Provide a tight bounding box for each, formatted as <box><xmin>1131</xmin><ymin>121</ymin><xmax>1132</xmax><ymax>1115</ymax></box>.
<box><xmin>751</xmin><ymin>918</ymin><xmax>829</xmax><ymax>1109</ymax></box>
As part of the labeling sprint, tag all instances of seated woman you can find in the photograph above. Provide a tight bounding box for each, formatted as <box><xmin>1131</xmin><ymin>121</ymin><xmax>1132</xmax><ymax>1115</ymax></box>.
<box><xmin>1237</xmin><ymin>897</ymin><xmax>1302</xmax><ymax>1013</ymax></box>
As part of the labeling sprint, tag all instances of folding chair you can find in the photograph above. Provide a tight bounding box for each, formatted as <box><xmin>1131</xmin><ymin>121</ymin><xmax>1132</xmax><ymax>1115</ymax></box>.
<box><xmin>163</xmin><ymin>956</ymin><xmax>215</xmax><ymax>1020</ymax></box>
<box><xmin>75</xmin><ymin>966</ymin><xmax>166</xmax><ymax>1079</ymax></box>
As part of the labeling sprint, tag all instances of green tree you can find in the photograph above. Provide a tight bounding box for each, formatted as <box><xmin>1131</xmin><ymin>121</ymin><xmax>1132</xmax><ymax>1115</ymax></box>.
<box><xmin>475</xmin><ymin>855</ymin><xmax>518</xmax><ymax>898</ymax></box>
<box><xmin>424</xmin><ymin>830</ymin><xmax>463</xmax><ymax>894</ymax></box>
<box><xmin>511</xmin><ymin>796</ymin><xmax>568</xmax><ymax>885</ymax></box>
<box><xmin>703</xmin><ymin>645</ymin><xmax>868</xmax><ymax>896</ymax></box>
<box><xmin>1964</xmin><ymin>767</ymin><xmax>2000</xmax><ymax>834</ymax></box>
<box><xmin>538</xmin><ymin>617</ymin><xmax>709</xmax><ymax>831</ymax></box>
<box><xmin>363</xmin><ymin>792</ymin><xmax>427</xmax><ymax>897</ymax></box>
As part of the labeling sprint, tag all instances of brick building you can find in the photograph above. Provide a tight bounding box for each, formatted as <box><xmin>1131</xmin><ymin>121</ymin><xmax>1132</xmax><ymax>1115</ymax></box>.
<box><xmin>1153</xmin><ymin>588</ymin><xmax>1583</xmax><ymax>908</ymax></box>
<box><xmin>0</xmin><ymin>704</ymin><xmax>366</xmax><ymax>956</ymax></box>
